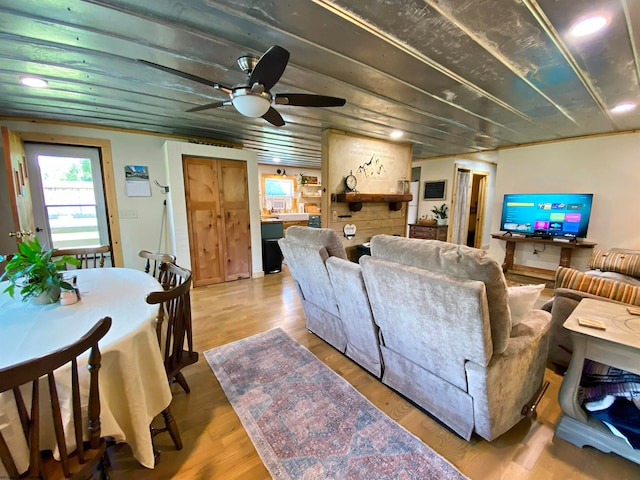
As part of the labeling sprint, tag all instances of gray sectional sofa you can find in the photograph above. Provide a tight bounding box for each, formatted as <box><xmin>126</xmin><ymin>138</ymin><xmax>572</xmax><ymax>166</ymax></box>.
<box><xmin>279</xmin><ymin>227</ymin><xmax>551</xmax><ymax>442</ymax></box>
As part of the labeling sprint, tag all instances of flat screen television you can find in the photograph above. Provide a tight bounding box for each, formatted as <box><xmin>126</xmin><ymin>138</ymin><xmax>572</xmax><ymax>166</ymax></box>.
<box><xmin>499</xmin><ymin>193</ymin><xmax>593</xmax><ymax>239</ymax></box>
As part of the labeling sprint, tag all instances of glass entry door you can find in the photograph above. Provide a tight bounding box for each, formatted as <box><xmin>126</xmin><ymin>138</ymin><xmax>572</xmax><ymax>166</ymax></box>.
<box><xmin>24</xmin><ymin>143</ymin><xmax>109</xmax><ymax>250</ymax></box>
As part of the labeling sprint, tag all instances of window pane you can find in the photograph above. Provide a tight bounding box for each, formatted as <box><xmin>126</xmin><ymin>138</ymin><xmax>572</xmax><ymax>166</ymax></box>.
<box><xmin>37</xmin><ymin>155</ymin><xmax>100</xmax><ymax>248</ymax></box>
<box><xmin>47</xmin><ymin>205</ymin><xmax>100</xmax><ymax>248</ymax></box>
<box><xmin>265</xmin><ymin>178</ymin><xmax>294</xmax><ymax>196</ymax></box>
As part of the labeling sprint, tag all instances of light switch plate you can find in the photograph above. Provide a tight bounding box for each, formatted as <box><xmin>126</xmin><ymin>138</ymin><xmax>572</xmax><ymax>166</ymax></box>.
<box><xmin>119</xmin><ymin>209</ymin><xmax>138</xmax><ymax>219</ymax></box>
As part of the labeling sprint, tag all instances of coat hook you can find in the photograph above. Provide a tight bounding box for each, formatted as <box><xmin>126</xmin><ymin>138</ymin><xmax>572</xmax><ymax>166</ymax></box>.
<box><xmin>154</xmin><ymin>180</ymin><xmax>169</xmax><ymax>193</ymax></box>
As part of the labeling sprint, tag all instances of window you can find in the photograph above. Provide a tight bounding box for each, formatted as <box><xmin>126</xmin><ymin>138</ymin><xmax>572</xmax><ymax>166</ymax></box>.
<box><xmin>262</xmin><ymin>174</ymin><xmax>296</xmax><ymax>212</ymax></box>
<box><xmin>24</xmin><ymin>143</ymin><xmax>109</xmax><ymax>250</ymax></box>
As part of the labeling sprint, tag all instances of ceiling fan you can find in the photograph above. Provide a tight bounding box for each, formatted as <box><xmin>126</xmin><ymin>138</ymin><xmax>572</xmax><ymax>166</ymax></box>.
<box><xmin>139</xmin><ymin>45</ymin><xmax>346</xmax><ymax>127</ymax></box>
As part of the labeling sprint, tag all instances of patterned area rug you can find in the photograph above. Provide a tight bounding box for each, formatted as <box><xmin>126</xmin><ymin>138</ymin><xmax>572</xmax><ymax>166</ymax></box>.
<box><xmin>205</xmin><ymin>328</ymin><xmax>468</xmax><ymax>480</ymax></box>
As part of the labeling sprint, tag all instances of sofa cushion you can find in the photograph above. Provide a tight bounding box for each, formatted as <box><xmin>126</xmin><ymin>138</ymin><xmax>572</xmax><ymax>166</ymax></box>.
<box><xmin>284</xmin><ymin>226</ymin><xmax>347</xmax><ymax>259</ymax></box>
<box><xmin>585</xmin><ymin>270</ymin><xmax>640</xmax><ymax>286</ymax></box>
<box><xmin>555</xmin><ymin>266</ymin><xmax>640</xmax><ymax>306</ymax></box>
<box><xmin>587</xmin><ymin>249</ymin><xmax>640</xmax><ymax>279</ymax></box>
<box><xmin>370</xmin><ymin>235</ymin><xmax>510</xmax><ymax>354</ymax></box>
<box><xmin>508</xmin><ymin>284</ymin><xmax>546</xmax><ymax>326</ymax></box>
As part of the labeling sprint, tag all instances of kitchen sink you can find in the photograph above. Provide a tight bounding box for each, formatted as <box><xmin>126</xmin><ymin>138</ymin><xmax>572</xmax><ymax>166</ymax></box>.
<box><xmin>277</xmin><ymin>213</ymin><xmax>309</xmax><ymax>221</ymax></box>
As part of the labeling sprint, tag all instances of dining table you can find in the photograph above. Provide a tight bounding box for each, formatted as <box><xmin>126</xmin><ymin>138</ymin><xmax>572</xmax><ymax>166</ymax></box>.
<box><xmin>0</xmin><ymin>267</ymin><xmax>173</xmax><ymax>473</ymax></box>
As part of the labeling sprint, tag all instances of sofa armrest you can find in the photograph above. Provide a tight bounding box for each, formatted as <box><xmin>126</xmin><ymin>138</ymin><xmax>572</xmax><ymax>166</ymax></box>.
<box><xmin>540</xmin><ymin>298</ymin><xmax>553</xmax><ymax>313</ymax></box>
<box><xmin>504</xmin><ymin>309</ymin><xmax>551</xmax><ymax>358</ymax></box>
<box><xmin>547</xmin><ymin>287</ymin><xmax>628</xmax><ymax>371</ymax></box>
<box><xmin>550</xmin><ymin>287</ymin><xmax>627</xmax><ymax>322</ymax></box>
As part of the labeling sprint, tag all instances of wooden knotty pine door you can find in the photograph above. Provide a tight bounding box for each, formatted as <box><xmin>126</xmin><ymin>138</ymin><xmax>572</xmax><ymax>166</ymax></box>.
<box><xmin>183</xmin><ymin>156</ymin><xmax>251</xmax><ymax>286</ymax></box>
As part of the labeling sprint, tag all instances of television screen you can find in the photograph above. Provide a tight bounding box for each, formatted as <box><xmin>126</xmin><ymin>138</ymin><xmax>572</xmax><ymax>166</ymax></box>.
<box><xmin>499</xmin><ymin>193</ymin><xmax>593</xmax><ymax>239</ymax></box>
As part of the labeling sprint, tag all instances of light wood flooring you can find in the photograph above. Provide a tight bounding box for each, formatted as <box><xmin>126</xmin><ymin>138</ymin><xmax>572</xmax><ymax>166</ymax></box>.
<box><xmin>106</xmin><ymin>267</ymin><xmax>640</xmax><ymax>479</ymax></box>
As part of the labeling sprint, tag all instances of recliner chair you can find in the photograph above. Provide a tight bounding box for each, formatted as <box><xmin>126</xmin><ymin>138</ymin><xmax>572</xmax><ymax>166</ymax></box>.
<box><xmin>361</xmin><ymin>235</ymin><xmax>551</xmax><ymax>441</ymax></box>
<box><xmin>278</xmin><ymin>226</ymin><xmax>348</xmax><ymax>352</ymax></box>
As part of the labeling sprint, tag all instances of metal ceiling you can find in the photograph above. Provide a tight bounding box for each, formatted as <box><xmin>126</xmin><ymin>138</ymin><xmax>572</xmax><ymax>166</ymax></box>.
<box><xmin>1</xmin><ymin>0</ymin><xmax>639</xmax><ymax>168</ymax></box>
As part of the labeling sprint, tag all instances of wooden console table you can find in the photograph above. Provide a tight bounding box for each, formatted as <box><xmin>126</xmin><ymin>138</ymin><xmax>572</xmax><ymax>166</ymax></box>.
<box><xmin>555</xmin><ymin>298</ymin><xmax>640</xmax><ymax>464</ymax></box>
<box><xmin>409</xmin><ymin>224</ymin><xmax>448</xmax><ymax>241</ymax></box>
<box><xmin>491</xmin><ymin>233</ymin><xmax>596</xmax><ymax>273</ymax></box>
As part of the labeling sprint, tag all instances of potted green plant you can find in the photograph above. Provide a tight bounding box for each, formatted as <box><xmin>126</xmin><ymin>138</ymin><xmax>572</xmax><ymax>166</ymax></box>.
<box><xmin>0</xmin><ymin>237</ymin><xmax>80</xmax><ymax>304</ymax></box>
<box><xmin>431</xmin><ymin>203</ymin><xmax>448</xmax><ymax>226</ymax></box>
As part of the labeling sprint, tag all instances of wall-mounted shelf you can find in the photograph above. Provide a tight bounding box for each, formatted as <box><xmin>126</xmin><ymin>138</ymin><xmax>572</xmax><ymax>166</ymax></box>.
<box><xmin>335</xmin><ymin>192</ymin><xmax>413</xmax><ymax>212</ymax></box>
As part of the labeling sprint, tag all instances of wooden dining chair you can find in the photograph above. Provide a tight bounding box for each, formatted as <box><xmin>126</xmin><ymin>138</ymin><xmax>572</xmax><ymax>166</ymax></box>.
<box><xmin>52</xmin><ymin>245</ymin><xmax>113</xmax><ymax>269</ymax></box>
<box><xmin>145</xmin><ymin>262</ymin><xmax>197</xmax><ymax>452</ymax></box>
<box><xmin>138</xmin><ymin>250</ymin><xmax>176</xmax><ymax>286</ymax></box>
<box><xmin>0</xmin><ymin>316</ymin><xmax>112</xmax><ymax>480</ymax></box>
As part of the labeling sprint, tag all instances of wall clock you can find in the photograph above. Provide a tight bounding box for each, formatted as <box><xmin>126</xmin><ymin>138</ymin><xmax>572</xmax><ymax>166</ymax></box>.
<box><xmin>344</xmin><ymin>174</ymin><xmax>357</xmax><ymax>192</ymax></box>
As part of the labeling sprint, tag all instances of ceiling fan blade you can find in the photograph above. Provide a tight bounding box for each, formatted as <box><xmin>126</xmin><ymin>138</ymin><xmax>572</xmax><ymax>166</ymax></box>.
<box><xmin>187</xmin><ymin>101</ymin><xmax>228</xmax><ymax>113</ymax></box>
<box><xmin>138</xmin><ymin>59</ymin><xmax>232</xmax><ymax>92</ymax></box>
<box><xmin>275</xmin><ymin>93</ymin><xmax>346</xmax><ymax>107</ymax></box>
<box><xmin>262</xmin><ymin>107</ymin><xmax>285</xmax><ymax>126</ymax></box>
<box><xmin>249</xmin><ymin>46</ymin><xmax>290</xmax><ymax>91</ymax></box>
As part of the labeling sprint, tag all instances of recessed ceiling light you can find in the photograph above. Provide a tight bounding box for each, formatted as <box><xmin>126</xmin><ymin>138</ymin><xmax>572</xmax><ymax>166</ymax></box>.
<box><xmin>570</xmin><ymin>15</ymin><xmax>608</xmax><ymax>37</ymax></box>
<box><xmin>390</xmin><ymin>130</ymin><xmax>403</xmax><ymax>139</ymax></box>
<box><xmin>20</xmin><ymin>76</ymin><xmax>49</xmax><ymax>88</ymax></box>
<box><xmin>273</xmin><ymin>157</ymin><xmax>281</xmax><ymax>162</ymax></box>
<box><xmin>611</xmin><ymin>102</ymin><xmax>636</xmax><ymax>114</ymax></box>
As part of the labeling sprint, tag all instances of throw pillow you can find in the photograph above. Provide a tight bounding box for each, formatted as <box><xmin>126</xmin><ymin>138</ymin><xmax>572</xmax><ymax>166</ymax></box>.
<box><xmin>587</xmin><ymin>249</ymin><xmax>640</xmax><ymax>278</ymax></box>
<box><xmin>508</xmin><ymin>284</ymin><xmax>546</xmax><ymax>326</ymax></box>
<box><xmin>555</xmin><ymin>266</ymin><xmax>640</xmax><ymax>306</ymax></box>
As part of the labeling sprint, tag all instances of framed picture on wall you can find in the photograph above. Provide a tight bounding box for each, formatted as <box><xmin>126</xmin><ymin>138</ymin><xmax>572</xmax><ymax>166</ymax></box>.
<box><xmin>423</xmin><ymin>180</ymin><xmax>447</xmax><ymax>200</ymax></box>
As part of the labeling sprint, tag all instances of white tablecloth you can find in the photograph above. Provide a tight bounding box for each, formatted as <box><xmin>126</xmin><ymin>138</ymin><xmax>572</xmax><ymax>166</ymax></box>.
<box><xmin>0</xmin><ymin>267</ymin><xmax>172</xmax><ymax>471</ymax></box>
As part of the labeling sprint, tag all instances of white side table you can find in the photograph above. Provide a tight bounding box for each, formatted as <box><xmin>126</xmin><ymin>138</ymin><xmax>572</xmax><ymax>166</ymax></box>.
<box><xmin>555</xmin><ymin>298</ymin><xmax>640</xmax><ymax>464</ymax></box>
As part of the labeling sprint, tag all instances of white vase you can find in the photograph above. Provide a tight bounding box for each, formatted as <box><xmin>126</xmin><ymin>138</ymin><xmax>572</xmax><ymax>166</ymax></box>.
<box><xmin>30</xmin><ymin>285</ymin><xmax>61</xmax><ymax>305</ymax></box>
<box><xmin>437</xmin><ymin>218</ymin><xmax>447</xmax><ymax>226</ymax></box>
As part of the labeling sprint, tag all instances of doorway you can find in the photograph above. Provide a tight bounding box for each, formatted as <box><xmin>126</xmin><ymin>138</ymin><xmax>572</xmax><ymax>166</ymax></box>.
<box><xmin>24</xmin><ymin>143</ymin><xmax>110</xmax><ymax>250</ymax></box>
<box><xmin>466</xmin><ymin>173</ymin><xmax>487</xmax><ymax>248</ymax></box>
<box><xmin>1</xmin><ymin>128</ymin><xmax>123</xmax><ymax>266</ymax></box>
<box><xmin>450</xmin><ymin>167</ymin><xmax>488</xmax><ymax>247</ymax></box>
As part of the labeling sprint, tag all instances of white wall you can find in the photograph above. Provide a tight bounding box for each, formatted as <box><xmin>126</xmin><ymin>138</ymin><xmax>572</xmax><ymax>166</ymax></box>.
<box><xmin>1</xmin><ymin>120</ymin><xmax>263</xmax><ymax>275</ymax></box>
<box><xmin>5</xmin><ymin>120</ymin><xmax>638</xmax><ymax>275</ymax></box>
<box><xmin>1</xmin><ymin>121</ymin><xmax>170</xmax><ymax>269</ymax></box>
<box><xmin>490</xmin><ymin>132</ymin><xmax>640</xmax><ymax>271</ymax></box>
<box><xmin>257</xmin><ymin>165</ymin><xmax>321</xmax><ymax>184</ymax></box>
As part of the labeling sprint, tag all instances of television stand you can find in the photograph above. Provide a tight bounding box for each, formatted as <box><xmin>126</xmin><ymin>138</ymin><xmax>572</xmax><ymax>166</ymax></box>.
<box><xmin>491</xmin><ymin>233</ymin><xmax>596</xmax><ymax>275</ymax></box>
<box><xmin>526</xmin><ymin>235</ymin><xmax>551</xmax><ymax>240</ymax></box>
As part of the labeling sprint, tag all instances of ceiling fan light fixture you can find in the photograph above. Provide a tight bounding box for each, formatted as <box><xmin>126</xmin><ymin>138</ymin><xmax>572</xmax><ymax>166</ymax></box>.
<box><xmin>232</xmin><ymin>93</ymin><xmax>271</xmax><ymax>117</ymax></box>
<box><xmin>20</xmin><ymin>75</ymin><xmax>48</xmax><ymax>88</ymax></box>
<box><xmin>611</xmin><ymin>102</ymin><xmax>636</xmax><ymax>114</ymax></box>
<box><xmin>570</xmin><ymin>15</ymin><xmax>608</xmax><ymax>37</ymax></box>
